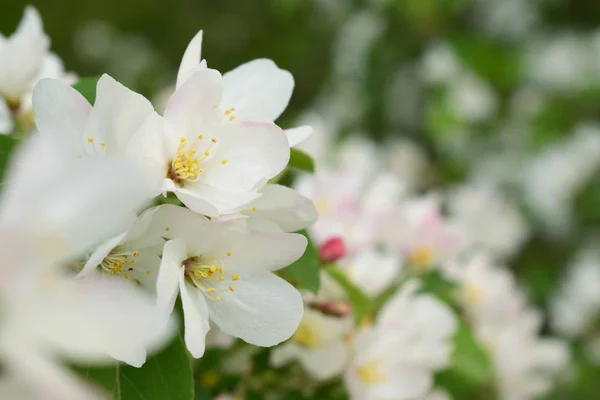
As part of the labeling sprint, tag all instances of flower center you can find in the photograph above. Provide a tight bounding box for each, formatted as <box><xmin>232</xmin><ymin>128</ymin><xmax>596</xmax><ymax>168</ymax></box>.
<box><xmin>168</xmin><ymin>135</ymin><xmax>220</xmax><ymax>185</ymax></box>
<box><xmin>459</xmin><ymin>283</ymin><xmax>483</xmax><ymax>306</ymax></box>
<box><xmin>183</xmin><ymin>254</ymin><xmax>239</xmax><ymax>302</ymax></box>
<box><xmin>292</xmin><ymin>321</ymin><xmax>321</xmax><ymax>348</ymax></box>
<box><xmin>357</xmin><ymin>361</ymin><xmax>386</xmax><ymax>384</ymax></box>
<box><xmin>100</xmin><ymin>249</ymin><xmax>139</xmax><ymax>275</ymax></box>
<box><xmin>407</xmin><ymin>246</ymin><xmax>436</xmax><ymax>271</ymax></box>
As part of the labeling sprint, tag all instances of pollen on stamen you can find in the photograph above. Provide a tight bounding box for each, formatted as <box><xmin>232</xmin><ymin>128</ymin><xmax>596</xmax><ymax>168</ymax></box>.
<box><xmin>232</xmin><ymin>274</ymin><xmax>240</xmax><ymax>281</ymax></box>
<box><xmin>133</xmin><ymin>251</ymin><xmax>139</xmax><ymax>257</ymax></box>
<box><xmin>123</xmin><ymin>273</ymin><xmax>131</xmax><ymax>279</ymax></box>
<box><xmin>135</xmin><ymin>279</ymin><xmax>142</xmax><ymax>286</ymax></box>
<box><xmin>199</xmin><ymin>168</ymin><xmax>205</xmax><ymax>173</ymax></box>
<box><xmin>211</xmin><ymin>137</ymin><xmax>217</xmax><ymax>143</ymax></box>
<box><xmin>229</xmin><ymin>116</ymin><xmax>236</xmax><ymax>122</ymax></box>
<box><xmin>227</xmin><ymin>251</ymin><xmax>232</xmax><ymax>256</ymax></box>
<box><xmin>87</xmin><ymin>137</ymin><xmax>94</xmax><ymax>143</ymax></box>
<box><xmin>229</xmin><ymin>285</ymin><xmax>235</xmax><ymax>292</ymax></box>
<box><xmin>218</xmin><ymin>276</ymin><xmax>225</xmax><ymax>281</ymax></box>
<box><xmin>100</xmin><ymin>142</ymin><xmax>106</xmax><ymax>147</ymax></box>
<box><xmin>180</xmin><ymin>137</ymin><xmax>187</xmax><ymax>143</ymax></box>
<box><xmin>129</xmin><ymin>260</ymin><xmax>136</xmax><ymax>265</ymax></box>
<box><xmin>216</xmin><ymin>296</ymin><xmax>221</xmax><ymax>302</ymax></box>
<box><xmin>197</xmin><ymin>134</ymin><xmax>204</xmax><ymax>140</ymax></box>
<box><xmin>207</xmin><ymin>288</ymin><xmax>216</xmax><ymax>294</ymax></box>
<box><xmin>221</xmin><ymin>159</ymin><xmax>228</xmax><ymax>165</ymax></box>
<box><xmin>251</xmin><ymin>207</ymin><xmax>257</xmax><ymax>212</ymax></box>
<box><xmin>204</xmin><ymin>150</ymin><xmax>210</xmax><ymax>157</ymax></box>
<box><xmin>224</xmin><ymin>108</ymin><xmax>235</xmax><ymax>115</ymax></box>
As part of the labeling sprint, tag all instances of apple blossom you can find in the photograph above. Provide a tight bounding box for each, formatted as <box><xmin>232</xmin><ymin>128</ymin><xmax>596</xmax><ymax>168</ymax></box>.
<box><xmin>271</xmin><ymin>307</ymin><xmax>352</xmax><ymax>380</ymax></box>
<box><xmin>155</xmin><ymin>205</ymin><xmax>306</xmax><ymax>358</ymax></box>
<box><xmin>176</xmin><ymin>30</ymin><xmax>312</xmax><ymax>147</ymax></box>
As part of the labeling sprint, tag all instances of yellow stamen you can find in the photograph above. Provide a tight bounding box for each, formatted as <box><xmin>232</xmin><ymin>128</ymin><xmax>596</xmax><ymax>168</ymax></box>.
<box><xmin>232</xmin><ymin>274</ymin><xmax>240</xmax><ymax>281</ymax></box>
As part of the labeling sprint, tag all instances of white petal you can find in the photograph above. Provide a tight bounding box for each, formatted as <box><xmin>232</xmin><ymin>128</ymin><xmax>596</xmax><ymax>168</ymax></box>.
<box><xmin>244</xmin><ymin>184</ymin><xmax>317</xmax><ymax>233</ymax></box>
<box><xmin>180</xmin><ymin>274</ymin><xmax>211</xmax><ymax>358</ymax></box>
<box><xmin>108</xmin><ymin>346</ymin><xmax>147</xmax><ymax>368</ymax></box>
<box><xmin>125</xmin><ymin>112</ymin><xmax>169</xmax><ymax>195</ymax></box>
<box><xmin>204</xmin><ymin>230</ymin><xmax>307</xmax><ymax>272</ymax></box>
<box><xmin>298</xmin><ymin>340</ymin><xmax>349</xmax><ymax>380</ymax></box>
<box><xmin>208</xmin><ymin>271</ymin><xmax>303</xmax><ymax>346</ymax></box>
<box><xmin>371</xmin><ymin>367</ymin><xmax>432</xmax><ymax>399</ymax></box>
<box><xmin>84</xmin><ymin>74</ymin><xmax>154</xmax><ymax>152</ymax></box>
<box><xmin>270</xmin><ymin>342</ymin><xmax>301</xmax><ymax>367</ymax></box>
<box><xmin>222</xmin><ymin>59</ymin><xmax>294</xmax><ymax>122</ymax></box>
<box><xmin>32</xmin><ymin>78</ymin><xmax>91</xmax><ymax>148</ymax></box>
<box><xmin>165</xmin><ymin>68</ymin><xmax>223</xmax><ymax>137</ymax></box>
<box><xmin>285</xmin><ymin>125</ymin><xmax>313</xmax><ymax>147</ymax></box>
<box><xmin>176</xmin><ymin>30</ymin><xmax>203</xmax><ymax>89</ymax></box>
<box><xmin>179</xmin><ymin>183</ymin><xmax>261</xmax><ymax>216</ymax></box>
<box><xmin>201</xmin><ymin>121</ymin><xmax>289</xmax><ymax>192</ymax></box>
<box><xmin>78</xmin><ymin>231</ymin><xmax>127</xmax><ymax>277</ymax></box>
<box><xmin>156</xmin><ymin>238</ymin><xmax>186</xmax><ymax>314</ymax></box>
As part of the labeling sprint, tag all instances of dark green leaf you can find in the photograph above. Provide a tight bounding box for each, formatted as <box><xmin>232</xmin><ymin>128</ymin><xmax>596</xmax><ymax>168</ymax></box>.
<box><xmin>78</xmin><ymin>335</ymin><xmax>194</xmax><ymax>400</ymax></box>
<box><xmin>72</xmin><ymin>77</ymin><xmax>100</xmax><ymax>105</ymax></box>
<box><xmin>278</xmin><ymin>230</ymin><xmax>321</xmax><ymax>293</ymax></box>
<box><xmin>289</xmin><ymin>148</ymin><xmax>315</xmax><ymax>173</ymax></box>
<box><xmin>0</xmin><ymin>135</ymin><xmax>19</xmax><ymax>182</ymax></box>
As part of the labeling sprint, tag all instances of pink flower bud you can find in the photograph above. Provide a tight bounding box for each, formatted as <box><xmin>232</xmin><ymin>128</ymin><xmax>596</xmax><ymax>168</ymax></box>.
<box><xmin>315</xmin><ymin>300</ymin><xmax>352</xmax><ymax>317</ymax></box>
<box><xmin>319</xmin><ymin>236</ymin><xmax>346</xmax><ymax>263</ymax></box>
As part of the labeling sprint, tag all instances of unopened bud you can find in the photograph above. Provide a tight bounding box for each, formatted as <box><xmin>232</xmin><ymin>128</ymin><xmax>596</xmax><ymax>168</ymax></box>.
<box><xmin>319</xmin><ymin>236</ymin><xmax>346</xmax><ymax>263</ymax></box>
<box><xmin>312</xmin><ymin>300</ymin><xmax>352</xmax><ymax>317</ymax></box>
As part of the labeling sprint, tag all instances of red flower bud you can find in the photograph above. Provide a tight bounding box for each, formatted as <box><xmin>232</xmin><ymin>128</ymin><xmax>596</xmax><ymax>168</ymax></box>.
<box><xmin>319</xmin><ymin>236</ymin><xmax>346</xmax><ymax>263</ymax></box>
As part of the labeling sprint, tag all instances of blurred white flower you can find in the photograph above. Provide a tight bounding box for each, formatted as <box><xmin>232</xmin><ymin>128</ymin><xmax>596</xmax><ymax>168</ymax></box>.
<box><xmin>343</xmin><ymin>247</ymin><xmax>402</xmax><ymax>296</ymax></box>
<box><xmin>382</xmin><ymin>195</ymin><xmax>465</xmax><ymax>272</ymax></box>
<box><xmin>345</xmin><ymin>281</ymin><xmax>457</xmax><ymax>400</ymax></box>
<box><xmin>0</xmin><ymin>7</ymin><xmax>73</xmax><ymax>134</ymax></box>
<box><xmin>386</xmin><ymin>138</ymin><xmax>430</xmax><ymax>191</ymax></box>
<box><xmin>448</xmin><ymin>182</ymin><xmax>529</xmax><ymax>259</ymax></box>
<box><xmin>155</xmin><ymin>205</ymin><xmax>306</xmax><ymax>358</ymax></box>
<box><xmin>271</xmin><ymin>307</ymin><xmax>351</xmax><ymax>380</ymax></box>
<box><xmin>177</xmin><ymin>31</ymin><xmax>312</xmax><ymax>147</ymax></box>
<box><xmin>421</xmin><ymin>42</ymin><xmax>461</xmax><ymax>84</ymax></box>
<box><xmin>448</xmin><ymin>72</ymin><xmax>498</xmax><ymax>123</ymax></box>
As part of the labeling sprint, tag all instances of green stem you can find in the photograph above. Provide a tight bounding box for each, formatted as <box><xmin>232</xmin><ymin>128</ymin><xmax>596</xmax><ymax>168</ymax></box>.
<box><xmin>324</xmin><ymin>263</ymin><xmax>372</xmax><ymax>325</ymax></box>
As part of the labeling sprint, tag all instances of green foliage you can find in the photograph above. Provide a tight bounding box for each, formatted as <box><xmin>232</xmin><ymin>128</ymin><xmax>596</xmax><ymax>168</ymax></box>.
<box><xmin>325</xmin><ymin>264</ymin><xmax>371</xmax><ymax>324</ymax></box>
<box><xmin>0</xmin><ymin>135</ymin><xmax>18</xmax><ymax>181</ymax></box>
<box><xmin>289</xmin><ymin>148</ymin><xmax>315</xmax><ymax>173</ymax></box>
<box><xmin>278</xmin><ymin>230</ymin><xmax>321</xmax><ymax>293</ymax></box>
<box><xmin>77</xmin><ymin>336</ymin><xmax>194</xmax><ymax>400</ymax></box>
<box><xmin>72</xmin><ymin>77</ymin><xmax>100</xmax><ymax>105</ymax></box>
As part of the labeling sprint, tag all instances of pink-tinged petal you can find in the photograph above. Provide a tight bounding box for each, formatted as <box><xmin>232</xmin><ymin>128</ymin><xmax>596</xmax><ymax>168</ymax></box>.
<box><xmin>176</xmin><ymin>30</ymin><xmax>203</xmax><ymax>89</ymax></box>
<box><xmin>207</xmin><ymin>271</ymin><xmax>303</xmax><ymax>346</ymax></box>
<box><xmin>222</xmin><ymin>59</ymin><xmax>294</xmax><ymax>122</ymax></box>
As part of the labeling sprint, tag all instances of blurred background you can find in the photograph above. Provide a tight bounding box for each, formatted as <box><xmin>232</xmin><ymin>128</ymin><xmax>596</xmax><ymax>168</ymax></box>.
<box><xmin>4</xmin><ymin>0</ymin><xmax>600</xmax><ymax>398</ymax></box>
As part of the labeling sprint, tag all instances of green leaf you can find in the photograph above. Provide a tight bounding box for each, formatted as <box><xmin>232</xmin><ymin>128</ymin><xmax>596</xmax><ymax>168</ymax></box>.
<box><xmin>72</xmin><ymin>77</ymin><xmax>100</xmax><ymax>104</ymax></box>
<box><xmin>289</xmin><ymin>148</ymin><xmax>315</xmax><ymax>173</ymax></box>
<box><xmin>278</xmin><ymin>230</ymin><xmax>321</xmax><ymax>293</ymax></box>
<box><xmin>78</xmin><ymin>335</ymin><xmax>194</xmax><ymax>400</ymax></box>
<box><xmin>325</xmin><ymin>264</ymin><xmax>371</xmax><ymax>324</ymax></box>
<box><xmin>0</xmin><ymin>135</ymin><xmax>19</xmax><ymax>182</ymax></box>
<box><xmin>436</xmin><ymin>320</ymin><xmax>496</xmax><ymax>398</ymax></box>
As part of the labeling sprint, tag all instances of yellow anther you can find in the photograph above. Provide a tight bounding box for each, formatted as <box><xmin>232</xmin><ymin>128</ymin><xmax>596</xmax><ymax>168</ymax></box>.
<box><xmin>227</xmin><ymin>251</ymin><xmax>232</xmax><ymax>257</ymax></box>
<box><xmin>129</xmin><ymin>259</ymin><xmax>135</xmax><ymax>265</ymax></box>
<box><xmin>224</xmin><ymin>108</ymin><xmax>235</xmax><ymax>115</ymax></box>
<box><xmin>87</xmin><ymin>137</ymin><xmax>94</xmax><ymax>143</ymax></box>
<box><xmin>123</xmin><ymin>273</ymin><xmax>131</xmax><ymax>279</ymax></box>
<box><xmin>145</xmin><ymin>269</ymin><xmax>151</xmax><ymax>275</ymax></box>
<box><xmin>232</xmin><ymin>274</ymin><xmax>240</xmax><ymax>281</ymax></box>
<box><xmin>133</xmin><ymin>251</ymin><xmax>139</xmax><ymax>257</ymax></box>
<box><xmin>229</xmin><ymin>285</ymin><xmax>235</xmax><ymax>292</ymax></box>
<box><xmin>215</xmin><ymin>296</ymin><xmax>221</xmax><ymax>302</ymax></box>
<box><xmin>197</xmin><ymin>134</ymin><xmax>204</xmax><ymax>140</ymax></box>
<box><xmin>100</xmin><ymin>142</ymin><xmax>106</xmax><ymax>147</ymax></box>
<box><xmin>209</xmin><ymin>265</ymin><xmax>217</xmax><ymax>273</ymax></box>
<box><xmin>179</xmin><ymin>137</ymin><xmax>187</xmax><ymax>143</ymax></box>
<box><xmin>135</xmin><ymin>279</ymin><xmax>142</xmax><ymax>286</ymax></box>
<box><xmin>357</xmin><ymin>362</ymin><xmax>387</xmax><ymax>384</ymax></box>
<box><xmin>251</xmin><ymin>207</ymin><xmax>257</xmax><ymax>212</ymax></box>
<box><xmin>198</xmin><ymin>168</ymin><xmax>205</xmax><ymax>173</ymax></box>
<box><xmin>207</xmin><ymin>288</ymin><xmax>216</xmax><ymax>294</ymax></box>
<box><xmin>229</xmin><ymin>115</ymin><xmax>236</xmax><ymax>122</ymax></box>
<box><xmin>218</xmin><ymin>276</ymin><xmax>225</xmax><ymax>281</ymax></box>
<box><xmin>221</xmin><ymin>159</ymin><xmax>228</xmax><ymax>165</ymax></box>
<box><xmin>211</xmin><ymin>137</ymin><xmax>217</xmax><ymax>143</ymax></box>
<box><xmin>204</xmin><ymin>150</ymin><xmax>210</xmax><ymax>157</ymax></box>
